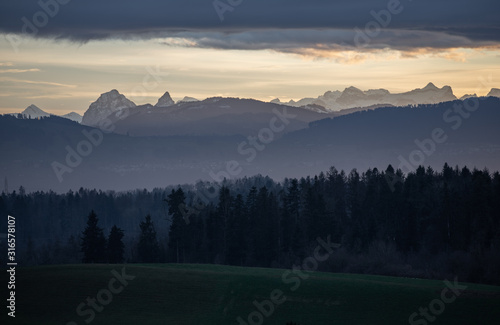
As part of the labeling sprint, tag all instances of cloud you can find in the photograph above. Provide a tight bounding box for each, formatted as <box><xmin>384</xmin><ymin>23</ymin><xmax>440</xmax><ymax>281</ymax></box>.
<box><xmin>0</xmin><ymin>68</ymin><xmax>41</xmax><ymax>73</ymax></box>
<box><xmin>24</xmin><ymin>93</ymin><xmax>77</xmax><ymax>99</ymax></box>
<box><xmin>0</xmin><ymin>0</ymin><xmax>499</xmax><ymax>56</ymax></box>
<box><xmin>168</xmin><ymin>29</ymin><xmax>485</xmax><ymax>50</ymax></box>
<box><xmin>0</xmin><ymin>78</ymin><xmax>76</xmax><ymax>88</ymax></box>
<box><xmin>158</xmin><ymin>29</ymin><xmax>500</xmax><ymax>61</ymax></box>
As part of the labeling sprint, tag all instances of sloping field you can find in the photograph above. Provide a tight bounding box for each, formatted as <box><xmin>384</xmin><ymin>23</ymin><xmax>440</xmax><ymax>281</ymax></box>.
<box><xmin>3</xmin><ymin>264</ymin><xmax>499</xmax><ymax>325</ymax></box>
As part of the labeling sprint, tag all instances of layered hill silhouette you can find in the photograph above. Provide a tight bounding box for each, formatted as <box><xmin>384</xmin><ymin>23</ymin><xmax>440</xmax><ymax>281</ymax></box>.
<box><xmin>1</xmin><ymin>97</ymin><xmax>499</xmax><ymax>192</ymax></box>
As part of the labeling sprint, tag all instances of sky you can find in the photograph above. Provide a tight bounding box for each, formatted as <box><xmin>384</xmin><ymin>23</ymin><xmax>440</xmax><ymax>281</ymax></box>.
<box><xmin>0</xmin><ymin>0</ymin><xmax>499</xmax><ymax>115</ymax></box>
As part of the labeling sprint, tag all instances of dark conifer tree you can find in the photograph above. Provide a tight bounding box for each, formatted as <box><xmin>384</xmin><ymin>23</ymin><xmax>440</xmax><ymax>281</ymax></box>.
<box><xmin>226</xmin><ymin>193</ymin><xmax>247</xmax><ymax>265</ymax></box>
<box><xmin>167</xmin><ymin>188</ymin><xmax>187</xmax><ymax>263</ymax></box>
<box><xmin>138</xmin><ymin>214</ymin><xmax>160</xmax><ymax>263</ymax></box>
<box><xmin>217</xmin><ymin>186</ymin><xmax>232</xmax><ymax>262</ymax></box>
<box><xmin>107</xmin><ymin>225</ymin><xmax>125</xmax><ymax>263</ymax></box>
<box><xmin>81</xmin><ymin>210</ymin><xmax>107</xmax><ymax>263</ymax></box>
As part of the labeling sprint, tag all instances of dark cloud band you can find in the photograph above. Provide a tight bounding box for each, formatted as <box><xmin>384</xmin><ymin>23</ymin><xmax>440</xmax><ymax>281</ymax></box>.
<box><xmin>0</xmin><ymin>0</ymin><xmax>498</xmax><ymax>51</ymax></box>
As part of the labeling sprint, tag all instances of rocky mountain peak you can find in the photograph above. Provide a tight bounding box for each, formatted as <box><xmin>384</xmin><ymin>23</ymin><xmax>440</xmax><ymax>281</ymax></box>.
<box><xmin>155</xmin><ymin>91</ymin><xmax>175</xmax><ymax>108</ymax></box>
<box><xmin>487</xmin><ymin>88</ymin><xmax>500</xmax><ymax>97</ymax></box>
<box><xmin>82</xmin><ymin>90</ymin><xmax>136</xmax><ymax>126</ymax></box>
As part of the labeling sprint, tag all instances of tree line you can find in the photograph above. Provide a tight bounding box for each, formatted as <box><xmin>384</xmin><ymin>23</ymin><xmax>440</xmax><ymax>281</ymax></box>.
<box><xmin>1</xmin><ymin>164</ymin><xmax>499</xmax><ymax>284</ymax></box>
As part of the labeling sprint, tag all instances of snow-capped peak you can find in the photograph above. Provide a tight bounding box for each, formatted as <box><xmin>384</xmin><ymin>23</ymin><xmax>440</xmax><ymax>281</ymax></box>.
<box><xmin>62</xmin><ymin>112</ymin><xmax>83</xmax><ymax>123</ymax></box>
<box><xmin>273</xmin><ymin>83</ymin><xmax>458</xmax><ymax>112</ymax></box>
<box><xmin>177</xmin><ymin>96</ymin><xmax>200</xmax><ymax>104</ymax></box>
<box><xmin>82</xmin><ymin>90</ymin><xmax>136</xmax><ymax>126</ymax></box>
<box><xmin>21</xmin><ymin>104</ymin><xmax>50</xmax><ymax>119</ymax></box>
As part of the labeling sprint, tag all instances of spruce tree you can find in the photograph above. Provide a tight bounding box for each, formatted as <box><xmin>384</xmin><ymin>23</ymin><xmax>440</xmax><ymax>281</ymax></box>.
<box><xmin>167</xmin><ymin>188</ymin><xmax>187</xmax><ymax>263</ymax></box>
<box><xmin>138</xmin><ymin>214</ymin><xmax>159</xmax><ymax>263</ymax></box>
<box><xmin>107</xmin><ymin>225</ymin><xmax>125</xmax><ymax>263</ymax></box>
<box><xmin>81</xmin><ymin>210</ymin><xmax>106</xmax><ymax>263</ymax></box>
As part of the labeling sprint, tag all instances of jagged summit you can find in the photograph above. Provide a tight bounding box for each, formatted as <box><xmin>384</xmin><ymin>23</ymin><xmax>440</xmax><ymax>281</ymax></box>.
<box><xmin>365</xmin><ymin>89</ymin><xmax>390</xmax><ymax>96</ymax></box>
<box><xmin>82</xmin><ymin>90</ymin><xmax>136</xmax><ymax>126</ymax></box>
<box><xmin>155</xmin><ymin>91</ymin><xmax>175</xmax><ymax>108</ymax></box>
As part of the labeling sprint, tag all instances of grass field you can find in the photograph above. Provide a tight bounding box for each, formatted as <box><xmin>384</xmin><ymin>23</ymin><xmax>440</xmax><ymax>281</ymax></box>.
<box><xmin>2</xmin><ymin>264</ymin><xmax>500</xmax><ymax>325</ymax></box>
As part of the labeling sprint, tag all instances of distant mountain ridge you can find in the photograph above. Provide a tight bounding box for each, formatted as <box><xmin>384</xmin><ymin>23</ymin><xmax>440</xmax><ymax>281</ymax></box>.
<box><xmin>177</xmin><ymin>96</ymin><xmax>199</xmax><ymax>104</ymax></box>
<box><xmin>272</xmin><ymin>83</ymin><xmax>459</xmax><ymax>111</ymax></box>
<box><xmin>11</xmin><ymin>104</ymin><xmax>82</xmax><ymax>123</ymax></box>
<box><xmin>75</xmin><ymin>85</ymin><xmax>500</xmax><ymax>136</ymax></box>
<box><xmin>9</xmin><ymin>84</ymin><xmax>500</xmax><ymax>129</ymax></box>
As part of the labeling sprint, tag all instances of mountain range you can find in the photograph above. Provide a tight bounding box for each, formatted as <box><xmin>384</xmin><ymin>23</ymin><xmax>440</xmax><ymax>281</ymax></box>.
<box><xmin>10</xmin><ymin>83</ymin><xmax>500</xmax><ymax>133</ymax></box>
<box><xmin>77</xmin><ymin>83</ymin><xmax>499</xmax><ymax>137</ymax></box>
<box><xmin>4</xmin><ymin>82</ymin><xmax>500</xmax><ymax>192</ymax></box>
<box><xmin>271</xmin><ymin>82</ymin><xmax>459</xmax><ymax>111</ymax></box>
<box><xmin>79</xmin><ymin>89</ymin><xmax>414</xmax><ymax>137</ymax></box>
<box><xmin>14</xmin><ymin>104</ymin><xmax>83</xmax><ymax>123</ymax></box>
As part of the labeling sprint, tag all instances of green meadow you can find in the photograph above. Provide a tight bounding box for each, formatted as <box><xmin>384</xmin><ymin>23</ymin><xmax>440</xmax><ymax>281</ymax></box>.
<box><xmin>3</xmin><ymin>264</ymin><xmax>500</xmax><ymax>325</ymax></box>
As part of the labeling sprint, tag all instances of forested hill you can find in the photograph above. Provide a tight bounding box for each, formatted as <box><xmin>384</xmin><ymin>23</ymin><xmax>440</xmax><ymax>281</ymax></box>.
<box><xmin>262</xmin><ymin>97</ymin><xmax>500</xmax><ymax>175</ymax></box>
<box><xmin>297</xmin><ymin>97</ymin><xmax>500</xmax><ymax>146</ymax></box>
<box><xmin>1</xmin><ymin>164</ymin><xmax>499</xmax><ymax>285</ymax></box>
<box><xmin>2</xmin><ymin>97</ymin><xmax>500</xmax><ymax>192</ymax></box>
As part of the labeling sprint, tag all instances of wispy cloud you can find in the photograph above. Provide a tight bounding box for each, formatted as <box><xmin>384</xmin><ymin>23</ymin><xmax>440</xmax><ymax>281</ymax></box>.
<box><xmin>0</xmin><ymin>68</ymin><xmax>40</xmax><ymax>73</ymax></box>
<box><xmin>0</xmin><ymin>78</ymin><xmax>76</xmax><ymax>88</ymax></box>
<box><xmin>25</xmin><ymin>93</ymin><xmax>78</xmax><ymax>99</ymax></box>
<box><xmin>0</xmin><ymin>62</ymin><xmax>14</xmax><ymax>66</ymax></box>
